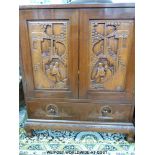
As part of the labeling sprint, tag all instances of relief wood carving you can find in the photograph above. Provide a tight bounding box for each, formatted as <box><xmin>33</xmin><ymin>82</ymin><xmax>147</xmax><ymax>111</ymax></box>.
<box><xmin>28</xmin><ymin>21</ymin><xmax>69</xmax><ymax>89</ymax></box>
<box><xmin>90</xmin><ymin>20</ymin><xmax>133</xmax><ymax>91</ymax></box>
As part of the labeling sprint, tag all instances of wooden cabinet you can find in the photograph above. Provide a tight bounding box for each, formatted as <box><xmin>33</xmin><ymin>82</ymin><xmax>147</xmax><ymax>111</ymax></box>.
<box><xmin>20</xmin><ymin>3</ymin><xmax>135</xmax><ymax>141</ymax></box>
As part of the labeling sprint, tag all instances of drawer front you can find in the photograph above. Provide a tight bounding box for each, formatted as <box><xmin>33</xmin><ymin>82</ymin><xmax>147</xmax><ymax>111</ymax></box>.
<box><xmin>27</xmin><ymin>101</ymin><xmax>132</xmax><ymax>122</ymax></box>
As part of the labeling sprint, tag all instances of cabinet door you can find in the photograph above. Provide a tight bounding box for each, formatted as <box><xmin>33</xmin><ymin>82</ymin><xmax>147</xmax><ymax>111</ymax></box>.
<box><xmin>79</xmin><ymin>8</ymin><xmax>135</xmax><ymax>103</ymax></box>
<box><xmin>20</xmin><ymin>9</ymin><xmax>79</xmax><ymax>99</ymax></box>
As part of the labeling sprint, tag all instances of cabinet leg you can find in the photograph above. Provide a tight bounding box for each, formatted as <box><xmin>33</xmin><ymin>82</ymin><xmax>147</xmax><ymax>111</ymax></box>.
<box><xmin>27</xmin><ymin>131</ymin><xmax>33</xmax><ymax>137</ymax></box>
<box><xmin>25</xmin><ymin>126</ymin><xmax>33</xmax><ymax>137</ymax></box>
<box><xmin>127</xmin><ymin>133</ymin><xmax>135</xmax><ymax>142</ymax></box>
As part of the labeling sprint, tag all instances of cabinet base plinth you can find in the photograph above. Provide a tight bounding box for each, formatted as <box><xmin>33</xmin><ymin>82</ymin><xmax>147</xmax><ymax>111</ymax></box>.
<box><xmin>24</xmin><ymin>119</ymin><xmax>135</xmax><ymax>142</ymax></box>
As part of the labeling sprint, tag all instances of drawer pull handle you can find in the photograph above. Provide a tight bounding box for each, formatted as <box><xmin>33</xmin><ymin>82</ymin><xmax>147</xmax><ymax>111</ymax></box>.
<box><xmin>46</xmin><ymin>104</ymin><xmax>57</xmax><ymax>115</ymax></box>
<box><xmin>101</xmin><ymin>106</ymin><xmax>112</xmax><ymax>116</ymax></box>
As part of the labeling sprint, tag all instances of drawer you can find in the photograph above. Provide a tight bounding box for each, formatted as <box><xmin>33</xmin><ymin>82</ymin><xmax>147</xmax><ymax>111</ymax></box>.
<box><xmin>27</xmin><ymin>101</ymin><xmax>132</xmax><ymax>122</ymax></box>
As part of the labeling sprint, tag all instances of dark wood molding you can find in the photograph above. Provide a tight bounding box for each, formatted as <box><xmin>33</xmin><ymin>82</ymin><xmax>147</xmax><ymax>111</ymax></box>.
<box><xmin>19</xmin><ymin>3</ymin><xmax>135</xmax><ymax>10</ymax></box>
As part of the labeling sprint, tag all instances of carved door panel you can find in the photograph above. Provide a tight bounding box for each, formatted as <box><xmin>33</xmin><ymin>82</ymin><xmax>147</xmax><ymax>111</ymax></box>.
<box><xmin>20</xmin><ymin>9</ymin><xmax>79</xmax><ymax>98</ymax></box>
<box><xmin>79</xmin><ymin>9</ymin><xmax>135</xmax><ymax>102</ymax></box>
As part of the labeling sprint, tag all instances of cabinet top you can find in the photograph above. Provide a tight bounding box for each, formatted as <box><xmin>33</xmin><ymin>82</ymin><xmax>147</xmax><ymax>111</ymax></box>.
<box><xmin>19</xmin><ymin>3</ymin><xmax>135</xmax><ymax>10</ymax></box>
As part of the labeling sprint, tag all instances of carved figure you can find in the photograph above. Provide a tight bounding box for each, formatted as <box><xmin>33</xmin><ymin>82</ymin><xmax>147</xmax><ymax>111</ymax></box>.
<box><xmin>50</xmin><ymin>62</ymin><xmax>61</xmax><ymax>82</ymax></box>
<box><xmin>104</xmin><ymin>62</ymin><xmax>112</xmax><ymax>78</ymax></box>
<box><xmin>95</xmin><ymin>62</ymin><xmax>106</xmax><ymax>83</ymax></box>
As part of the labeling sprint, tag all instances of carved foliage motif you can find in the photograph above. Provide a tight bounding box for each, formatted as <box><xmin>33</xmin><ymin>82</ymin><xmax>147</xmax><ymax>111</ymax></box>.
<box><xmin>90</xmin><ymin>20</ymin><xmax>133</xmax><ymax>91</ymax></box>
<box><xmin>28</xmin><ymin>21</ymin><xmax>68</xmax><ymax>89</ymax></box>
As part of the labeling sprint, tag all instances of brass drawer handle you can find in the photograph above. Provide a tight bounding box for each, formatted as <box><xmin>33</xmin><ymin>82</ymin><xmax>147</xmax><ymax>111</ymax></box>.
<box><xmin>101</xmin><ymin>106</ymin><xmax>112</xmax><ymax>116</ymax></box>
<box><xmin>45</xmin><ymin>104</ymin><xmax>57</xmax><ymax>115</ymax></box>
